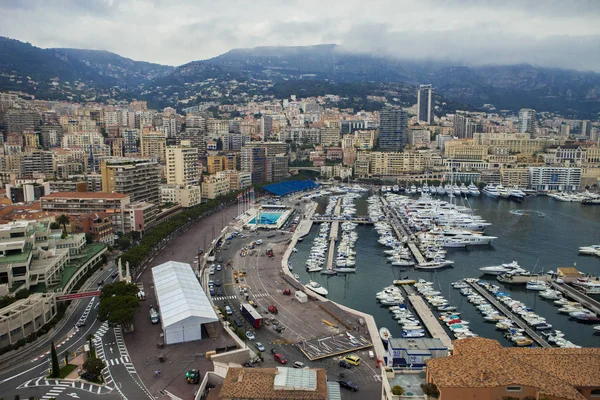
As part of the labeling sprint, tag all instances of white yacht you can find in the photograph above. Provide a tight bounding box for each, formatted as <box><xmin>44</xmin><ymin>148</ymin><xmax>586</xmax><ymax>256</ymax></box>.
<box><xmin>479</xmin><ymin>261</ymin><xmax>521</xmax><ymax>276</ymax></box>
<box><xmin>482</xmin><ymin>184</ymin><xmax>499</xmax><ymax>198</ymax></box>
<box><xmin>572</xmin><ymin>279</ymin><xmax>600</xmax><ymax>295</ymax></box>
<box><xmin>509</xmin><ymin>187</ymin><xmax>526</xmax><ymax>201</ymax></box>
<box><xmin>415</xmin><ymin>259</ymin><xmax>455</xmax><ymax>270</ymax></box>
<box><xmin>460</xmin><ymin>183</ymin><xmax>470</xmax><ymax>196</ymax></box>
<box><xmin>468</xmin><ymin>182</ymin><xmax>480</xmax><ymax>196</ymax></box>
<box><xmin>496</xmin><ymin>184</ymin><xmax>510</xmax><ymax>199</ymax></box>
<box><xmin>526</xmin><ymin>280</ymin><xmax>548</xmax><ymax>291</ymax></box>
<box><xmin>579</xmin><ymin>245</ymin><xmax>600</xmax><ymax>255</ymax></box>
<box><xmin>436</xmin><ymin>185</ymin><xmax>446</xmax><ymax>195</ymax></box>
<box><xmin>306</xmin><ymin>281</ymin><xmax>328</xmax><ymax>296</ymax></box>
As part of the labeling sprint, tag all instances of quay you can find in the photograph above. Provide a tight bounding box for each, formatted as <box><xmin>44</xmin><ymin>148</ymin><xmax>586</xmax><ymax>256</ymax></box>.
<box><xmin>551</xmin><ymin>282</ymin><xmax>600</xmax><ymax>315</ymax></box>
<box><xmin>325</xmin><ymin>198</ymin><xmax>342</xmax><ymax>272</ymax></box>
<box><xmin>381</xmin><ymin>196</ymin><xmax>427</xmax><ymax>264</ymax></box>
<box><xmin>403</xmin><ymin>285</ymin><xmax>453</xmax><ymax>349</ymax></box>
<box><xmin>311</xmin><ymin>219</ymin><xmax>373</xmax><ymax>224</ymax></box>
<box><xmin>466</xmin><ymin>281</ymin><xmax>551</xmax><ymax>348</ymax></box>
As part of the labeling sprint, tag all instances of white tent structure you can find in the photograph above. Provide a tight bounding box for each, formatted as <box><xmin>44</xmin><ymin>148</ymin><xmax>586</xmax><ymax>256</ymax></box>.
<box><xmin>152</xmin><ymin>261</ymin><xmax>218</xmax><ymax>345</ymax></box>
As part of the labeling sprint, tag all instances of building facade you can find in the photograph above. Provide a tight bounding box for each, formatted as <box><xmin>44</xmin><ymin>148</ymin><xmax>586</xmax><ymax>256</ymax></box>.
<box><xmin>379</xmin><ymin>109</ymin><xmax>408</xmax><ymax>152</ymax></box>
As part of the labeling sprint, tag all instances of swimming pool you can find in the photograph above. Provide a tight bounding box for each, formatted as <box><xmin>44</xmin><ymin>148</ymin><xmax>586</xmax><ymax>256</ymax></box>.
<box><xmin>248</xmin><ymin>212</ymin><xmax>284</xmax><ymax>225</ymax></box>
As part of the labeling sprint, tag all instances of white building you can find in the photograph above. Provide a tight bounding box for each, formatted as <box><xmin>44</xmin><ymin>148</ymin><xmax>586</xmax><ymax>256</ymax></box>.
<box><xmin>160</xmin><ymin>184</ymin><xmax>202</xmax><ymax>208</ymax></box>
<box><xmin>151</xmin><ymin>261</ymin><xmax>218</xmax><ymax>345</ymax></box>
<box><xmin>528</xmin><ymin>167</ymin><xmax>581</xmax><ymax>191</ymax></box>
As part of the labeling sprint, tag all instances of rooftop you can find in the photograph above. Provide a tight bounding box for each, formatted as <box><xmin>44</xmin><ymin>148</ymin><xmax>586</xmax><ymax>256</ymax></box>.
<box><xmin>41</xmin><ymin>192</ymin><xmax>129</xmax><ymax>200</ymax></box>
<box><xmin>426</xmin><ymin>338</ymin><xmax>600</xmax><ymax>400</ymax></box>
<box><xmin>218</xmin><ymin>368</ymin><xmax>328</xmax><ymax>400</ymax></box>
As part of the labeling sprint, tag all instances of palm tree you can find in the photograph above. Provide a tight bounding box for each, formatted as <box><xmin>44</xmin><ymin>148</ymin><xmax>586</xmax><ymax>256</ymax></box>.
<box><xmin>56</xmin><ymin>214</ymin><xmax>70</xmax><ymax>233</ymax></box>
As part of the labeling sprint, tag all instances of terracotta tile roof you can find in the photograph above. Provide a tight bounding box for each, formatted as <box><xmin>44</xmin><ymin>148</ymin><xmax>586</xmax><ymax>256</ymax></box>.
<box><xmin>41</xmin><ymin>192</ymin><xmax>128</xmax><ymax>199</ymax></box>
<box><xmin>218</xmin><ymin>367</ymin><xmax>328</xmax><ymax>400</ymax></box>
<box><xmin>427</xmin><ymin>338</ymin><xmax>600</xmax><ymax>400</ymax></box>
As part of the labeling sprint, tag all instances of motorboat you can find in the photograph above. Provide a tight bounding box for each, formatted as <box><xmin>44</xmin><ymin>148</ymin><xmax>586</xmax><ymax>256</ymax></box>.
<box><xmin>579</xmin><ymin>245</ymin><xmax>600</xmax><ymax>255</ymax></box>
<box><xmin>379</xmin><ymin>327</ymin><xmax>392</xmax><ymax>343</ymax></box>
<box><xmin>468</xmin><ymin>182</ymin><xmax>480</xmax><ymax>196</ymax></box>
<box><xmin>307</xmin><ymin>266</ymin><xmax>323</xmax><ymax>272</ymax></box>
<box><xmin>482</xmin><ymin>184</ymin><xmax>499</xmax><ymax>198</ymax></box>
<box><xmin>460</xmin><ymin>183</ymin><xmax>470</xmax><ymax>196</ymax></box>
<box><xmin>526</xmin><ymin>280</ymin><xmax>548</xmax><ymax>291</ymax></box>
<box><xmin>509</xmin><ymin>187</ymin><xmax>526</xmax><ymax>202</ymax></box>
<box><xmin>415</xmin><ymin>260</ymin><xmax>455</xmax><ymax>270</ymax></box>
<box><xmin>572</xmin><ymin>279</ymin><xmax>600</xmax><ymax>295</ymax></box>
<box><xmin>496</xmin><ymin>184</ymin><xmax>510</xmax><ymax>199</ymax></box>
<box><xmin>479</xmin><ymin>261</ymin><xmax>521</xmax><ymax>276</ymax></box>
<box><xmin>305</xmin><ymin>281</ymin><xmax>328</xmax><ymax>296</ymax></box>
<box><xmin>539</xmin><ymin>289</ymin><xmax>562</xmax><ymax>300</ymax></box>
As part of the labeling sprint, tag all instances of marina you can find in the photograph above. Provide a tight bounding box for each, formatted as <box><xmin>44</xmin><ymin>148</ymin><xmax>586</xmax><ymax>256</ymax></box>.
<box><xmin>290</xmin><ymin>190</ymin><xmax>600</xmax><ymax>348</ymax></box>
<box><xmin>402</xmin><ymin>285</ymin><xmax>453</xmax><ymax>349</ymax></box>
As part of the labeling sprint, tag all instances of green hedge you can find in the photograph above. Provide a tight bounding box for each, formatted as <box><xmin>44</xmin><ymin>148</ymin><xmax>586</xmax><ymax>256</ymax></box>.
<box><xmin>119</xmin><ymin>190</ymin><xmax>243</xmax><ymax>269</ymax></box>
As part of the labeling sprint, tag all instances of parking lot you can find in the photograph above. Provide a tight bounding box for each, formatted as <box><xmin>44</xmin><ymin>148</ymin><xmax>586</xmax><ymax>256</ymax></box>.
<box><xmin>205</xmin><ymin>226</ymin><xmax>382</xmax><ymax>398</ymax></box>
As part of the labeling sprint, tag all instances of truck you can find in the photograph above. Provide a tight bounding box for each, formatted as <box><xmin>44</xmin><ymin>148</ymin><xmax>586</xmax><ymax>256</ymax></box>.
<box><xmin>136</xmin><ymin>283</ymin><xmax>146</xmax><ymax>300</ymax></box>
<box><xmin>240</xmin><ymin>303</ymin><xmax>263</xmax><ymax>329</ymax></box>
<box><xmin>150</xmin><ymin>307</ymin><xmax>160</xmax><ymax>324</ymax></box>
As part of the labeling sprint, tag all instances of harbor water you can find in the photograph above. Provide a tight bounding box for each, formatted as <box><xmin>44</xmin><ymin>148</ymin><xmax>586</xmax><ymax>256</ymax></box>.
<box><xmin>289</xmin><ymin>194</ymin><xmax>600</xmax><ymax>348</ymax></box>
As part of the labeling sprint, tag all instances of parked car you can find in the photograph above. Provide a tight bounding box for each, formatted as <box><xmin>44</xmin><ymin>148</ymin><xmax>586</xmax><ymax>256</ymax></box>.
<box><xmin>225</xmin><ymin>306</ymin><xmax>233</xmax><ymax>315</ymax></box>
<box><xmin>255</xmin><ymin>342</ymin><xmax>265</xmax><ymax>352</ymax></box>
<box><xmin>248</xmin><ymin>300</ymin><xmax>257</xmax><ymax>307</ymax></box>
<box><xmin>215</xmin><ymin>280</ymin><xmax>221</xmax><ymax>287</ymax></box>
<box><xmin>338</xmin><ymin>379</ymin><xmax>359</xmax><ymax>392</ymax></box>
<box><xmin>246</xmin><ymin>331</ymin><xmax>255</xmax><ymax>340</ymax></box>
<box><xmin>234</xmin><ymin>318</ymin><xmax>243</xmax><ymax>327</ymax></box>
<box><xmin>274</xmin><ymin>354</ymin><xmax>287</xmax><ymax>364</ymax></box>
<box><xmin>338</xmin><ymin>360</ymin><xmax>352</xmax><ymax>369</ymax></box>
<box><xmin>293</xmin><ymin>361</ymin><xmax>305</xmax><ymax>369</ymax></box>
<box><xmin>217</xmin><ymin>265</ymin><xmax>222</xmax><ymax>271</ymax></box>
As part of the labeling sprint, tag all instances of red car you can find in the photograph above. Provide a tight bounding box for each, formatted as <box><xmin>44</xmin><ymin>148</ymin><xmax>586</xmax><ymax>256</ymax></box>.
<box><xmin>274</xmin><ymin>353</ymin><xmax>287</xmax><ymax>364</ymax></box>
<box><xmin>282</xmin><ymin>289</ymin><xmax>291</xmax><ymax>296</ymax></box>
<box><xmin>268</xmin><ymin>305</ymin><xmax>278</xmax><ymax>314</ymax></box>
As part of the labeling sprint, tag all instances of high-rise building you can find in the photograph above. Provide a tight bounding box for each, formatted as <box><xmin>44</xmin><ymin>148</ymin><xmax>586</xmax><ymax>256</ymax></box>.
<box><xmin>417</xmin><ymin>84</ymin><xmax>433</xmax><ymax>124</ymax></box>
<box><xmin>580</xmin><ymin>120</ymin><xmax>592</xmax><ymax>138</ymax></box>
<box><xmin>454</xmin><ymin>113</ymin><xmax>477</xmax><ymax>139</ymax></box>
<box><xmin>241</xmin><ymin>146</ymin><xmax>268</xmax><ymax>184</ymax></box>
<box><xmin>101</xmin><ymin>158</ymin><xmax>161</xmax><ymax>205</ymax></box>
<box><xmin>379</xmin><ymin>109</ymin><xmax>408</xmax><ymax>152</ymax></box>
<box><xmin>140</xmin><ymin>129</ymin><xmax>167</xmax><ymax>163</ymax></box>
<box><xmin>518</xmin><ymin>108</ymin><xmax>536</xmax><ymax>136</ymax></box>
<box><xmin>21</xmin><ymin>151</ymin><xmax>54</xmax><ymax>178</ymax></box>
<box><xmin>166</xmin><ymin>141</ymin><xmax>200</xmax><ymax>187</ymax></box>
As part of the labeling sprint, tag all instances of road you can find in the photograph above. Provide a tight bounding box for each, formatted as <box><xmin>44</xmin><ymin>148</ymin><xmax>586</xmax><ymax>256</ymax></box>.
<box><xmin>0</xmin><ymin>260</ymin><xmax>152</xmax><ymax>400</ymax></box>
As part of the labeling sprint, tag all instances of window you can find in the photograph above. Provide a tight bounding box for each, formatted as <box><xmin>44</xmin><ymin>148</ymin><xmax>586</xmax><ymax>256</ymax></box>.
<box><xmin>506</xmin><ymin>386</ymin><xmax>522</xmax><ymax>392</ymax></box>
<box><xmin>591</xmin><ymin>389</ymin><xmax>600</xmax><ymax>397</ymax></box>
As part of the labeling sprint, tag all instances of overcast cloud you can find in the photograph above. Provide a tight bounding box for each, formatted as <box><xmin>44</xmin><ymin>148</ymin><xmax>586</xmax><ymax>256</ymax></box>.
<box><xmin>0</xmin><ymin>0</ymin><xmax>599</xmax><ymax>71</ymax></box>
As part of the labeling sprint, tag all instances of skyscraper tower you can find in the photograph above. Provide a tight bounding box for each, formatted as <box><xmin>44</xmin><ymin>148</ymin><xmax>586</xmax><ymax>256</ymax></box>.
<box><xmin>417</xmin><ymin>84</ymin><xmax>433</xmax><ymax>124</ymax></box>
<box><xmin>518</xmin><ymin>108</ymin><xmax>536</xmax><ymax>137</ymax></box>
<box><xmin>378</xmin><ymin>109</ymin><xmax>408</xmax><ymax>152</ymax></box>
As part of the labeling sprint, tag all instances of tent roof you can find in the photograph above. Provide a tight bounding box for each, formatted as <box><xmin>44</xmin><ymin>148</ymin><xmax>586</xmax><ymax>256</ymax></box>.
<box><xmin>152</xmin><ymin>261</ymin><xmax>218</xmax><ymax>328</ymax></box>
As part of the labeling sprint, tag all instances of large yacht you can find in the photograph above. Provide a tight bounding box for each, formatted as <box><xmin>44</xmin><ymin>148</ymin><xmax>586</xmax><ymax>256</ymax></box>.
<box><xmin>482</xmin><ymin>184</ymin><xmax>499</xmax><ymax>198</ymax></box>
<box><xmin>509</xmin><ymin>187</ymin><xmax>526</xmax><ymax>202</ymax></box>
<box><xmin>479</xmin><ymin>261</ymin><xmax>522</xmax><ymax>276</ymax></box>
<box><xmin>468</xmin><ymin>182</ymin><xmax>480</xmax><ymax>196</ymax></box>
<box><xmin>579</xmin><ymin>245</ymin><xmax>600</xmax><ymax>255</ymax></box>
<box><xmin>496</xmin><ymin>184</ymin><xmax>510</xmax><ymax>199</ymax></box>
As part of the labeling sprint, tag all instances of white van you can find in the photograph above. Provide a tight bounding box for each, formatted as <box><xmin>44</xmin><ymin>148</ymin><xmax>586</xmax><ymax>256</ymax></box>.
<box><xmin>225</xmin><ymin>306</ymin><xmax>233</xmax><ymax>315</ymax></box>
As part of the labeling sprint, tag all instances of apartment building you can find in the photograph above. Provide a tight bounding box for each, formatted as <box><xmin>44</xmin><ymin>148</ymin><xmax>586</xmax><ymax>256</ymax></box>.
<box><xmin>241</xmin><ymin>146</ymin><xmax>268</xmax><ymax>184</ymax></box>
<box><xmin>68</xmin><ymin>212</ymin><xmax>114</xmax><ymax>244</ymax></box>
<box><xmin>369</xmin><ymin>152</ymin><xmax>425</xmax><ymax>176</ymax></box>
<box><xmin>41</xmin><ymin>192</ymin><xmax>130</xmax><ymax>233</ymax></box>
<box><xmin>101</xmin><ymin>158</ymin><xmax>161</xmax><ymax>205</ymax></box>
<box><xmin>444</xmin><ymin>140</ymin><xmax>489</xmax><ymax>160</ymax></box>
<box><xmin>528</xmin><ymin>167</ymin><xmax>582</xmax><ymax>191</ymax></box>
<box><xmin>140</xmin><ymin>129</ymin><xmax>167</xmax><ymax>163</ymax></box>
<box><xmin>166</xmin><ymin>142</ymin><xmax>200</xmax><ymax>186</ymax></box>
<box><xmin>21</xmin><ymin>151</ymin><xmax>54</xmax><ymax>178</ymax></box>
<box><xmin>207</xmin><ymin>154</ymin><xmax>236</xmax><ymax>174</ymax></box>
<box><xmin>500</xmin><ymin>167</ymin><xmax>530</xmax><ymax>188</ymax></box>
<box><xmin>202</xmin><ymin>175</ymin><xmax>230</xmax><ymax>199</ymax></box>
<box><xmin>474</xmin><ymin>132</ymin><xmax>564</xmax><ymax>156</ymax></box>
<box><xmin>217</xmin><ymin>170</ymin><xmax>252</xmax><ymax>191</ymax></box>
<box><xmin>160</xmin><ymin>184</ymin><xmax>202</xmax><ymax>208</ymax></box>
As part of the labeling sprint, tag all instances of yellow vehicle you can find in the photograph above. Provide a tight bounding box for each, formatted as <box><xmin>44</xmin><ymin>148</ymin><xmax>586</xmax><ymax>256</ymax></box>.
<box><xmin>342</xmin><ymin>355</ymin><xmax>361</xmax><ymax>366</ymax></box>
<box><xmin>248</xmin><ymin>300</ymin><xmax>257</xmax><ymax>307</ymax></box>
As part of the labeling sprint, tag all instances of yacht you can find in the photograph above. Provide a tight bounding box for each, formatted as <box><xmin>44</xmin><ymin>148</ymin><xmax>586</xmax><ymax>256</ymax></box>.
<box><xmin>460</xmin><ymin>183</ymin><xmax>470</xmax><ymax>196</ymax></box>
<box><xmin>479</xmin><ymin>261</ymin><xmax>521</xmax><ymax>276</ymax></box>
<box><xmin>509</xmin><ymin>187</ymin><xmax>526</xmax><ymax>202</ymax></box>
<box><xmin>482</xmin><ymin>184</ymin><xmax>499</xmax><ymax>198</ymax></box>
<box><xmin>526</xmin><ymin>280</ymin><xmax>548</xmax><ymax>291</ymax></box>
<box><xmin>579</xmin><ymin>245</ymin><xmax>600</xmax><ymax>255</ymax></box>
<box><xmin>572</xmin><ymin>279</ymin><xmax>600</xmax><ymax>295</ymax></box>
<box><xmin>496</xmin><ymin>184</ymin><xmax>510</xmax><ymax>199</ymax></box>
<box><xmin>379</xmin><ymin>327</ymin><xmax>392</xmax><ymax>343</ymax></box>
<box><xmin>306</xmin><ymin>281</ymin><xmax>328</xmax><ymax>296</ymax></box>
<box><xmin>415</xmin><ymin>259</ymin><xmax>455</xmax><ymax>270</ymax></box>
<box><xmin>468</xmin><ymin>182</ymin><xmax>480</xmax><ymax>196</ymax></box>
<box><xmin>307</xmin><ymin>266</ymin><xmax>323</xmax><ymax>273</ymax></box>
<box><xmin>539</xmin><ymin>289</ymin><xmax>562</xmax><ymax>300</ymax></box>
<box><xmin>436</xmin><ymin>185</ymin><xmax>446</xmax><ymax>195</ymax></box>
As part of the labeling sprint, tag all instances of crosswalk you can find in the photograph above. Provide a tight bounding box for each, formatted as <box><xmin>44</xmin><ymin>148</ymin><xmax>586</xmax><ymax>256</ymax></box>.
<box><xmin>107</xmin><ymin>356</ymin><xmax>130</xmax><ymax>366</ymax></box>
<box><xmin>18</xmin><ymin>378</ymin><xmax>113</xmax><ymax>394</ymax></box>
<box><xmin>213</xmin><ymin>292</ymin><xmax>270</xmax><ymax>301</ymax></box>
<box><xmin>76</xmin><ymin>298</ymin><xmax>95</xmax><ymax>327</ymax></box>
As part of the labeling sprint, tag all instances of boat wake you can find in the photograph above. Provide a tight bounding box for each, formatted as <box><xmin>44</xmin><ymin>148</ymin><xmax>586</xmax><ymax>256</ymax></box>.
<box><xmin>509</xmin><ymin>210</ymin><xmax>545</xmax><ymax>217</ymax></box>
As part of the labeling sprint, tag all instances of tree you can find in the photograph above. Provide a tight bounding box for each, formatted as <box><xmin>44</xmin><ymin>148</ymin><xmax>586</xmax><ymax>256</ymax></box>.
<box><xmin>117</xmin><ymin>236</ymin><xmax>131</xmax><ymax>251</ymax></box>
<box><xmin>85</xmin><ymin>233</ymin><xmax>93</xmax><ymax>244</ymax></box>
<box><xmin>391</xmin><ymin>385</ymin><xmax>404</xmax><ymax>395</ymax></box>
<box><xmin>421</xmin><ymin>383</ymin><xmax>440</xmax><ymax>398</ymax></box>
<box><xmin>63</xmin><ymin>351</ymin><xmax>69</xmax><ymax>365</ymax></box>
<box><xmin>98</xmin><ymin>282</ymin><xmax>139</xmax><ymax>330</ymax></box>
<box><xmin>56</xmin><ymin>214</ymin><xmax>70</xmax><ymax>233</ymax></box>
<box><xmin>49</xmin><ymin>222</ymin><xmax>60</xmax><ymax>230</ymax></box>
<box><xmin>50</xmin><ymin>341</ymin><xmax>60</xmax><ymax>378</ymax></box>
<box><xmin>83</xmin><ymin>357</ymin><xmax>105</xmax><ymax>376</ymax></box>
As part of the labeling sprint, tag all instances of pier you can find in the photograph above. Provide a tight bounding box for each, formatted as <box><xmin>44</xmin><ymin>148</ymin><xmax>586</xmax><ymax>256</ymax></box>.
<box><xmin>381</xmin><ymin>196</ymin><xmax>427</xmax><ymax>265</ymax></box>
<box><xmin>325</xmin><ymin>199</ymin><xmax>342</xmax><ymax>272</ymax></box>
<box><xmin>466</xmin><ymin>281</ymin><xmax>551</xmax><ymax>348</ymax></box>
<box><xmin>407</xmin><ymin>243</ymin><xmax>426</xmax><ymax>265</ymax></box>
<box><xmin>403</xmin><ymin>285</ymin><xmax>453</xmax><ymax>349</ymax></box>
<box><xmin>551</xmin><ymin>282</ymin><xmax>600</xmax><ymax>315</ymax></box>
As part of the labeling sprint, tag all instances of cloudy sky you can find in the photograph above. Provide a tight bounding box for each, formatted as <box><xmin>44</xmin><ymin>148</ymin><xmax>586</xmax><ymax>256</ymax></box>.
<box><xmin>1</xmin><ymin>0</ymin><xmax>599</xmax><ymax>71</ymax></box>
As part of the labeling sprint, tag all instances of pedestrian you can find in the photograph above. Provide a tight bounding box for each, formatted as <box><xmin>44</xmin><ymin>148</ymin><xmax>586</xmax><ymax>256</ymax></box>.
<box><xmin>154</xmin><ymin>370</ymin><xmax>159</xmax><ymax>377</ymax></box>
<box><xmin>158</xmin><ymin>370</ymin><xmax>161</xmax><ymax>375</ymax></box>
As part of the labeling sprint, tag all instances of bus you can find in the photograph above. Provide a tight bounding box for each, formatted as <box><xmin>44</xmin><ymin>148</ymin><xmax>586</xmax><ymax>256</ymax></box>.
<box><xmin>240</xmin><ymin>303</ymin><xmax>263</xmax><ymax>329</ymax></box>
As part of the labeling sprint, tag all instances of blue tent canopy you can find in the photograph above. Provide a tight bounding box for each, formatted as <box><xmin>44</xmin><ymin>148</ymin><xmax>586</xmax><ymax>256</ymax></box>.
<box><xmin>263</xmin><ymin>180</ymin><xmax>319</xmax><ymax>196</ymax></box>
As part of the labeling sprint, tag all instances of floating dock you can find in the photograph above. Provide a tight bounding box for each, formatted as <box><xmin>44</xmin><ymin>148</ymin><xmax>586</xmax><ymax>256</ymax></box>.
<box><xmin>403</xmin><ymin>285</ymin><xmax>453</xmax><ymax>350</ymax></box>
<box><xmin>381</xmin><ymin>197</ymin><xmax>427</xmax><ymax>264</ymax></box>
<box><xmin>551</xmin><ymin>282</ymin><xmax>600</xmax><ymax>315</ymax></box>
<box><xmin>325</xmin><ymin>199</ymin><xmax>342</xmax><ymax>272</ymax></box>
<box><xmin>407</xmin><ymin>243</ymin><xmax>426</xmax><ymax>265</ymax></box>
<box><xmin>467</xmin><ymin>281</ymin><xmax>551</xmax><ymax>348</ymax></box>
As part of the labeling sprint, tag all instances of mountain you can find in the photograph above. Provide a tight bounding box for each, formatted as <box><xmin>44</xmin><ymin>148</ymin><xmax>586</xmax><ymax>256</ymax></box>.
<box><xmin>50</xmin><ymin>48</ymin><xmax>174</xmax><ymax>87</ymax></box>
<box><xmin>207</xmin><ymin>44</ymin><xmax>600</xmax><ymax>118</ymax></box>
